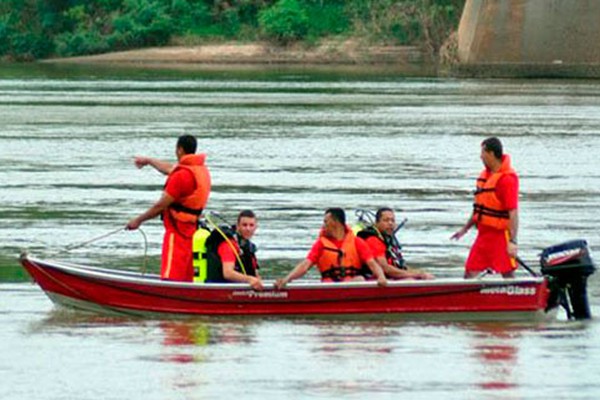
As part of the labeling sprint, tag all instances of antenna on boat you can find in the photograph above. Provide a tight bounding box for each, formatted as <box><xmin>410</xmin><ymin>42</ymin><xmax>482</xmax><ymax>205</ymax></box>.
<box><xmin>394</xmin><ymin>217</ymin><xmax>408</xmax><ymax>234</ymax></box>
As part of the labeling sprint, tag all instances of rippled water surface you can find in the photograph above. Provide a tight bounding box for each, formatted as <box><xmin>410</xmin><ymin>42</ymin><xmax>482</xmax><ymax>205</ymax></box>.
<box><xmin>1</xmin><ymin>64</ymin><xmax>600</xmax><ymax>399</ymax></box>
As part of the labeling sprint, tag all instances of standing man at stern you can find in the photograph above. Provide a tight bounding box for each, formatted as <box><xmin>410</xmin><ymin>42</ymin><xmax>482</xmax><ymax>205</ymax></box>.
<box><xmin>126</xmin><ymin>135</ymin><xmax>211</xmax><ymax>282</ymax></box>
<box><xmin>451</xmin><ymin>137</ymin><xmax>519</xmax><ymax>278</ymax></box>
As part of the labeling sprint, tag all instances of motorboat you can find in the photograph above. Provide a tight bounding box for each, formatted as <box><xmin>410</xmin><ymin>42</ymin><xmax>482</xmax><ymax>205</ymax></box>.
<box><xmin>19</xmin><ymin>239</ymin><xmax>595</xmax><ymax>322</ymax></box>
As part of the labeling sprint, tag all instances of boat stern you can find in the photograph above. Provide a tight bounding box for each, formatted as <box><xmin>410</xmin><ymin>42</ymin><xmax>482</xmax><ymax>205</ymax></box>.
<box><xmin>540</xmin><ymin>239</ymin><xmax>596</xmax><ymax>319</ymax></box>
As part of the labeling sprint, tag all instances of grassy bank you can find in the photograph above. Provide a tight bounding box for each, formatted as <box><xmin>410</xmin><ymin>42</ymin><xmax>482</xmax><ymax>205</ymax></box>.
<box><xmin>43</xmin><ymin>40</ymin><xmax>439</xmax><ymax>77</ymax></box>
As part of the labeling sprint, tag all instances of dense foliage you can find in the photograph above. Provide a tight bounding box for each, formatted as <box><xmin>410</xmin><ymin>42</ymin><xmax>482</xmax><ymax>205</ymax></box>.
<box><xmin>0</xmin><ymin>0</ymin><xmax>464</xmax><ymax>61</ymax></box>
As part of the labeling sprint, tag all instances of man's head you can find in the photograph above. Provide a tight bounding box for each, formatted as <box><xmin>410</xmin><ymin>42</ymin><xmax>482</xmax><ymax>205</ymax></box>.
<box><xmin>236</xmin><ymin>209</ymin><xmax>257</xmax><ymax>240</ymax></box>
<box><xmin>323</xmin><ymin>207</ymin><xmax>346</xmax><ymax>237</ymax></box>
<box><xmin>176</xmin><ymin>135</ymin><xmax>197</xmax><ymax>159</ymax></box>
<box><xmin>480</xmin><ymin>136</ymin><xmax>503</xmax><ymax>169</ymax></box>
<box><xmin>375</xmin><ymin>207</ymin><xmax>396</xmax><ymax>235</ymax></box>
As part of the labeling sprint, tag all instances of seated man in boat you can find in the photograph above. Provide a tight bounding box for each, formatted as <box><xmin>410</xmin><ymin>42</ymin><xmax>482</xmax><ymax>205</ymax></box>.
<box><xmin>205</xmin><ymin>210</ymin><xmax>264</xmax><ymax>291</ymax></box>
<box><xmin>275</xmin><ymin>208</ymin><xmax>387</xmax><ymax>289</ymax></box>
<box><xmin>357</xmin><ymin>207</ymin><xmax>433</xmax><ymax>280</ymax></box>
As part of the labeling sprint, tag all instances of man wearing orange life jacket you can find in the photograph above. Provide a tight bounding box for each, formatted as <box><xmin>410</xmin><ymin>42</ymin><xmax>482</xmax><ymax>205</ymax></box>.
<box><xmin>451</xmin><ymin>137</ymin><xmax>519</xmax><ymax>278</ymax></box>
<box><xmin>126</xmin><ymin>135</ymin><xmax>211</xmax><ymax>282</ymax></box>
<box><xmin>275</xmin><ymin>208</ymin><xmax>387</xmax><ymax>289</ymax></box>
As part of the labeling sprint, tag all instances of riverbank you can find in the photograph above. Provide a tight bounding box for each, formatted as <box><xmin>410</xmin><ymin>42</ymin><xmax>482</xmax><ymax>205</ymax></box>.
<box><xmin>40</xmin><ymin>40</ymin><xmax>438</xmax><ymax>76</ymax></box>
<box><xmin>37</xmin><ymin>40</ymin><xmax>600</xmax><ymax>79</ymax></box>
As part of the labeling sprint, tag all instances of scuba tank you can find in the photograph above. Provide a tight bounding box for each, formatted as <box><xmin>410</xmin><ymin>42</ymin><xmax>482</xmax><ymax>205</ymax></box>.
<box><xmin>192</xmin><ymin>221</ymin><xmax>211</xmax><ymax>283</ymax></box>
<box><xmin>351</xmin><ymin>221</ymin><xmax>366</xmax><ymax>236</ymax></box>
<box><xmin>352</xmin><ymin>209</ymin><xmax>374</xmax><ymax>235</ymax></box>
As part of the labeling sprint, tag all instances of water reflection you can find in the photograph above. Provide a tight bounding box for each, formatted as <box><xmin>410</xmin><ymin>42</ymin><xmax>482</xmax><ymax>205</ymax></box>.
<box><xmin>28</xmin><ymin>308</ymin><xmax>138</xmax><ymax>333</ymax></box>
<box><xmin>159</xmin><ymin>320</ymin><xmax>254</xmax><ymax>347</ymax></box>
<box><xmin>468</xmin><ymin>323</ymin><xmax>520</xmax><ymax>392</ymax></box>
<box><xmin>308</xmin><ymin>320</ymin><xmax>395</xmax><ymax>356</ymax></box>
<box><xmin>7</xmin><ymin>292</ymin><xmax>600</xmax><ymax>400</ymax></box>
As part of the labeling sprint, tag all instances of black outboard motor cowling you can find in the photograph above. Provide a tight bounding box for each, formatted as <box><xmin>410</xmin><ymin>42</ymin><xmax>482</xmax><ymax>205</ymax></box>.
<box><xmin>540</xmin><ymin>239</ymin><xmax>596</xmax><ymax>320</ymax></box>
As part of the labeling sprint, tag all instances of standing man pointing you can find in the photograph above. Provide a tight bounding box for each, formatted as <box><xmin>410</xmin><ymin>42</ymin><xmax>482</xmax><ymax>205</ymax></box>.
<box><xmin>451</xmin><ymin>137</ymin><xmax>519</xmax><ymax>278</ymax></box>
<box><xmin>127</xmin><ymin>135</ymin><xmax>211</xmax><ymax>282</ymax></box>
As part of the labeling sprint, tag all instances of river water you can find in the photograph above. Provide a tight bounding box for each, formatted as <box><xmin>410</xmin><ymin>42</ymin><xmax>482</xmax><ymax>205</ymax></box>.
<box><xmin>1</xmin><ymin>64</ymin><xmax>600</xmax><ymax>399</ymax></box>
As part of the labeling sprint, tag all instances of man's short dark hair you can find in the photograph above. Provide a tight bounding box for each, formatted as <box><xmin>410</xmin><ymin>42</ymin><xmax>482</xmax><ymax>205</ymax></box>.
<box><xmin>481</xmin><ymin>137</ymin><xmax>503</xmax><ymax>159</ymax></box>
<box><xmin>375</xmin><ymin>207</ymin><xmax>394</xmax><ymax>222</ymax></box>
<box><xmin>237</xmin><ymin>209</ymin><xmax>256</xmax><ymax>223</ymax></box>
<box><xmin>177</xmin><ymin>135</ymin><xmax>197</xmax><ymax>155</ymax></box>
<box><xmin>325</xmin><ymin>207</ymin><xmax>346</xmax><ymax>226</ymax></box>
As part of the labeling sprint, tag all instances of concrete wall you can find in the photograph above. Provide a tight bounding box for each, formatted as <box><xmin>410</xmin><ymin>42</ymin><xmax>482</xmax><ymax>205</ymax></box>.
<box><xmin>458</xmin><ymin>0</ymin><xmax>600</xmax><ymax>65</ymax></box>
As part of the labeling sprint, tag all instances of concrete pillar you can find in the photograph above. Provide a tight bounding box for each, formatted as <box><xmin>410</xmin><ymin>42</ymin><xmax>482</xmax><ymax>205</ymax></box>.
<box><xmin>458</xmin><ymin>0</ymin><xmax>600</xmax><ymax>65</ymax></box>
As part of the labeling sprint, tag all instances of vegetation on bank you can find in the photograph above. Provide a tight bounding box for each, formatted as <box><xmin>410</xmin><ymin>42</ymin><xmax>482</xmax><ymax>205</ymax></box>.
<box><xmin>0</xmin><ymin>0</ymin><xmax>464</xmax><ymax>62</ymax></box>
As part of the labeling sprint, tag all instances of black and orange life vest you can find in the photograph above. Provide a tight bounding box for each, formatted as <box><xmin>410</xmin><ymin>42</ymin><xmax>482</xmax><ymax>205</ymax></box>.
<box><xmin>472</xmin><ymin>154</ymin><xmax>516</xmax><ymax>230</ymax></box>
<box><xmin>357</xmin><ymin>226</ymin><xmax>405</xmax><ymax>270</ymax></box>
<box><xmin>165</xmin><ymin>153</ymin><xmax>211</xmax><ymax>225</ymax></box>
<box><xmin>317</xmin><ymin>228</ymin><xmax>362</xmax><ymax>282</ymax></box>
<box><xmin>204</xmin><ymin>226</ymin><xmax>259</xmax><ymax>283</ymax></box>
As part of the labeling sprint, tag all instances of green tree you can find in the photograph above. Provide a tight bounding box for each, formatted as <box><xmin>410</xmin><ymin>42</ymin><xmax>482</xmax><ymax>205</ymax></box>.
<box><xmin>258</xmin><ymin>0</ymin><xmax>308</xmax><ymax>44</ymax></box>
<box><xmin>417</xmin><ymin>0</ymin><xmax>463</xmax><ymax>61</ymax></box>
<box><xmin>169</xmin><ymin>0</ymin><xmax>212</xmax><ymax>34</ymax></box>
<box><xmin>109</xmin><ymin>0</ymin><xmax>174</xmax><ymax>49</ymax></box>
<box><xmin>0</xmin><ymin>0</ymin><xmax>466</xmax><ymax>62</ymax></box>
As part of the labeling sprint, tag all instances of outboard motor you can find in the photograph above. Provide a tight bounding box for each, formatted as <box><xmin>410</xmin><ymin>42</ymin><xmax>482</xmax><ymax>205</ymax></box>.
<box><xmin>540</xmin><ymin>240</ymin><xmax>596</xmax><ymax>320</ymax></box>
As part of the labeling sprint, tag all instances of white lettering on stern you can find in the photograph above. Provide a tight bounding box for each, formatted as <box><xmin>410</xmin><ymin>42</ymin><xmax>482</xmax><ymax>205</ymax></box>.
<box><xmin>480</xmin><ymin>285</ymin><xmax>537</xmax><ymax>296</ymax></box>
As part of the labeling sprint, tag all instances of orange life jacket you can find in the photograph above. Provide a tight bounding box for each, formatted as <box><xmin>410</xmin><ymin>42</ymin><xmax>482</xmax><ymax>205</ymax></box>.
<box><xmin>166</xmin><ymin>154</ymin><xmax>211</xmax><ymax>224</ymax></box>
<box><xmin>317</xmin><ymin>227</ymin><xmax>362</xmax><ymax>282</ymax></box>
<box><xmin>472</xmin><ymin>154</ymin><xmax>516</xmax><ymax>230</ymax></box>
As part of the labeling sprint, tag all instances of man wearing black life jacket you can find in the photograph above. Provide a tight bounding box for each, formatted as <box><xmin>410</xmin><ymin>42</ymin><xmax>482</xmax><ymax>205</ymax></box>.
<box><xmin>126</xmin><ymin>135</ymin><xmax>211</xmax><ymax>282</ymax></box>
<box><xmin>207</xmin><ymin>210</ymin><xmax>263</xmax><ymax>291</ymax></box>
<box><xmin>451</xmin><ymin>137</ymin><xmax>519</xmax><ymax>278</ymax></box>
<box><xmin>358</xmin><ymin>207</ymin><xmax>433</xmax><ymax>280</ymax></box>
<box><xmin>275</xmin><ymin>208</ymin><xmax>387</xmax><ymax>289</ymax></box>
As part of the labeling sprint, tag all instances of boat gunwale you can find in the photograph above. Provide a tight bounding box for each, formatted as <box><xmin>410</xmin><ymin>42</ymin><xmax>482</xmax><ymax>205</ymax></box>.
<box><xmin>23</xmin><ymin>254</ymin><xmax>546</xmax><ymax>291</ymax></box>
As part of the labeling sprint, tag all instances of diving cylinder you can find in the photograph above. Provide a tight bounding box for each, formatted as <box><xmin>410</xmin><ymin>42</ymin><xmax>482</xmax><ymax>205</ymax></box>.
<box><xmin>192</xmin><ymin>226</ymin><xmax>211</xmax><ymax>283</ymax></box>
<box><xmin>351</xmin><ymin>222</ymin><xmax>366</xmax><ymax>236</ymax></box>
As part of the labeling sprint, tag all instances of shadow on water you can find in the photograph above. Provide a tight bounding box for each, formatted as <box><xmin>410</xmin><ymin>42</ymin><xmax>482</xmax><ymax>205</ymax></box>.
<box><xmin>0</xmin><ymin>254</ymin><xmax>30</xmax><ymax>282</ymax></box>
<box><xmin>0</xmin><ymin>62</ymin><xmax>425</xmax><ymax>82</ymax></box>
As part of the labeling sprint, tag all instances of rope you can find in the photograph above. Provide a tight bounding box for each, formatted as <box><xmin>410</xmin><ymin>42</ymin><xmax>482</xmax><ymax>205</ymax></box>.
<box><xmin>62</xmin><ymin>227</ymin><xmax>124</xmax><ymax>252</ymax></box>
<box><xmin>137</xmin><ymin>228</ymin><xmax>149</xmax><ymax>275</ymax></box>
<box><xmin>55</xmin><ymin>227</ymin><xmax>149</xmax><ymax>274</ymax></box>
<box><xmin>205</xmin><ymin>212</ymin><xmax>247</xmax><ymax>275</ymax></box>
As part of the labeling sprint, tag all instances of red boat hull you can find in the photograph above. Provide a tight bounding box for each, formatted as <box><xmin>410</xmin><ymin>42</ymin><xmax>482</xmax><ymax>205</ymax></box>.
<box><xmin>21</xmin><ymin>255</ymin><xmax>552</xmax><ymax>321</ymax></box>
